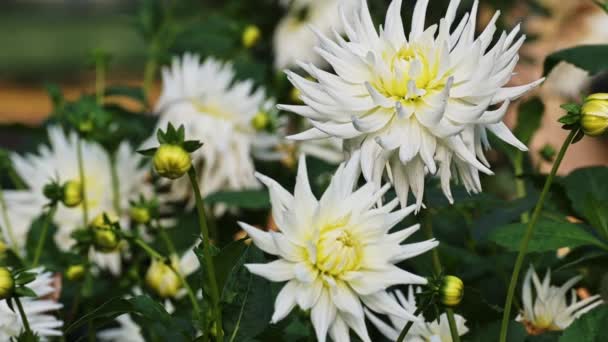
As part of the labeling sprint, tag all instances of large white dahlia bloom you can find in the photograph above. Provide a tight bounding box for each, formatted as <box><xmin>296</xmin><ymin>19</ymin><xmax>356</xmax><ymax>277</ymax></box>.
<box><xmin>516</xmin><ymin>266</ymin><xmax>604</xmax><ymax>334</ymax></box>
<box><xmin>281</xmin><ymin>0</ymin><xmax>544</xmax><ymax>208</ymax></box>
<box><xmin>151</xmin><ymin>53</ymin><xmax>269</xmax><ymax>204</ymax></box>
<box><xmin>241</xmin><ymin>152</ymin><xmax>438</xmax><ymax>342</ymax></box>
<box><xmin>3</xmin><ymin>127</ymin><xmax>153</xmax><ymax>274</ymax></box>
<box><xmin>366</xmin><ymin>286</ymin><xmax>469</xmax><ymax>341</ymax></box>
<box><xmin>0</xmin><ymin>269</ymin><xmax>63</xmax><ymax>339</ymax></box>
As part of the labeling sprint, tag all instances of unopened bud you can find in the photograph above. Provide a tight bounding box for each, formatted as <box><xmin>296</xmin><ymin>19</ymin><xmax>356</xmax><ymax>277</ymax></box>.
<box><xmin>440</xmin><ymin>275</ymin><xmax>464</xmax><ymax>307</ymax></box>
<box><xmin>145</xmin><ymin>258</ymin><xmax>181</xmax><ymax>298</ymax></box>
<box><xmin>66</xmin><ymin>264</ymin><xmax>86</xmax><ymax>281</ymax></box>
<box><xmin>62</xmin><ymin>180</ymin><xmax>82</xmax><ymax>208</ymax></box>
<box><xmin>153</xmin><ymin>145</ymin><xmax>191</xmax><ymax>179</ymax></box>
<box><xmin>242</xmin><ymin>25</ymin><xmax>261</xmax><ymax>48</ymax></box>
<box><xmin>90</xmin><ymin>213</ymin><xmax>120</xmax><ymax>253</ymax></box>
<box><xmin>251</xmin><ymin>112</ymin><xmax>270</xmax><ymax>131</ymax></box>
<box><xmin>581</xmin><ymin>93</ymin><xmax>608</xmax><ymax>136</ymax></box>
<box><xmin>130</xmin><ymin>206</ymin><xmax>151</xmax><ymax>225</ymax></box>
<box><xmin>0</xmin><ymin>267</ymin><xmax>14</xmax><ymax>299</ymax></box>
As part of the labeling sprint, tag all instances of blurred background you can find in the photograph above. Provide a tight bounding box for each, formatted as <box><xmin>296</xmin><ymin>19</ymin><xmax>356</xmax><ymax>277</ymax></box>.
<box><xmin>1</xmin><ymin>0</ymin><xmax>608</xmax><ymax>172</ymax></box>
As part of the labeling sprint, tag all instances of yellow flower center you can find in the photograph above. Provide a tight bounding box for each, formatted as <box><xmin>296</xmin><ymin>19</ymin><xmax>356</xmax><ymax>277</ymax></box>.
<box><xmin>315</xmin><ymin>229</ymin><xmax>362</xmax><ymax>276</ymax></box>
<box><xmin>192</xmin><ymin>99</ymin><xmax>235</xmax><ymax>121</ymax></box>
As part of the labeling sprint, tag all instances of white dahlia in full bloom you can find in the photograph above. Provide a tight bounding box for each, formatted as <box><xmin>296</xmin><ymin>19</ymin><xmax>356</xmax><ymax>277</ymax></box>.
<box><xmin>366</xmin><ymin>286</ymin><xmax>469</xmax><ymax>341</ymax></box>
<box><xmin>150</xmin><ymin>53</ymin><xmax>270</xmax><ymax>205</ymax></box>
<box><xmin>3</xmin><ymin>127</ymin><xmax>153</xmax><ymax>274</ymax></box>
<box><xmin>0</xmin><ymin>269</ymin><xmax>63</xmax><ymax>339</ymax></box>
<box><xmin>241</xmin><ymin>152</ymin><xmax>438</xmax><ymax>342</ymax></box>
<box><xmin>281</xmin><ymin>0</ymin><xmax>544</xmax><ymax>208</ymax></box>
<box><xmin>273</xmin><ymin>0</ymin><xmax>357</xmax><ymax>70</ymax></box>
<box><xmin>516</xmin><ymin>266</ymin><xmax>604</xmax><ymax>335</ymax></box>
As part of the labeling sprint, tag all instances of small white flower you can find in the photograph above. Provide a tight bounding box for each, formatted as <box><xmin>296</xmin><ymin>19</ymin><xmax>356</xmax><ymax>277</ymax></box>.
<box><xmin>151</xmin><ymin>53</ymin><xmax>270</xmax><ymax>208</ymax></box>
<box><xmin>97</xmin><ymin>314</ymin><xmax>145</xmax><ymax>342</ymax></box>
<box><xmin>516</xmin><ymin>266</ymin><xmax>604</xmax><ymax>335</ymax></box>
<box><xmin>0</xmin><ymin>269</ymin><xmax>63</xmax><ymax>339</ymax></box>
<box><xmin>3</xmin><ymin>127</ymin><xmax>153</xmax><ymax>274</ymax></box>
<box><xmin>241</xmin><ymin>152</ymin><xmax>438</xmax><ymax>342</ymax></box>
<box><xmin>281</xmin><ymin>0</ymin><xmax>544</xmax><ymax>208</ymax></box>
<box><xmin>273</xmin><ymin>0</ymin><xmax>357</xmax><ymax>70</ymax></box>
<box><xmin>366</xmin><ymin>286</ymin><xmax>468</xmax><ymax>342</ymax></box>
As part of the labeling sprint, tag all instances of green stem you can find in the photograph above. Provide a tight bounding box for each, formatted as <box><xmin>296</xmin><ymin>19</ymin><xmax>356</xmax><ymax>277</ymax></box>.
<box><xmin>423</xmin><ymin>214</ymin><xmax>441</xmax><ymax>275</ymax></box>
<box><xmin>156</xmin><ymin>221</ymin><xmax>177</xmax><ymax>256</ymax></box>
<box><xmin>142</xmin><ymin>54</ymin><xmax>157</xmax><ymax>106</ymax></box>
<box><xmin>133</xmin><ymin>238</ymin><xmax>164</xmax><ymax>260</ymax></box>
<box><xmin>446</xmin><ymin>308</ymin><xmax>462</xmax><ymax>342</ymax></box>
<box><xmin>187</xmin><ymin>167</ymin><xmax>224</xmax><ymax>342</ymax></box>
<box><xmin>32</xmin><ymin>204</ymin><xmax>57</xmax><ymax>267</ymax></box>
<box><xmin>76</xmin><ymin>137</ymin><xmax>89</xmax><ymax>226</ymax></box>
<box><xmin>109</xmin><ymin>153</ymin><xmax>121</xmax><ymax>215</ymax></box>
<box><xmin>95</xmin><ymin>57</ymin><xmax>105</xmax><ymax>106</ymax></box>
<box><xmin>396</xmin><ymin>305</ymin><xmax>424</xmax><ymax>342</ymax></box>
<box><xmin>498</xmin><ymin>129</ymin><xmax>578</xmax><ymax>342</ymax></box>
<box><xmin>0</xmin><ymin>187</ymin><xmax>22</xmax><ymax>259</ymax></box>
<box><xmin>13</xmin><ymin>296</ymin><xmax>32</xmax><ymax>333</ymax></box>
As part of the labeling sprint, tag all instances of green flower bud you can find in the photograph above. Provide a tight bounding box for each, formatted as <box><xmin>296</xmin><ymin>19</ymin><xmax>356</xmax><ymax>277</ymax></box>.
<box><xmin>581</xmin><ymin>93</ymin><xmax>608</xmax><ymax>136</ymax></box>
<box><xmin>153</xmin><ymin>145</ymin><xmax>191</xmax><ymax>179</ymax></box>
<box><xmin>62</xmin><ymin>180</ymin><xmax>82</xmax><ymax>208</ymax></box>
<box><xmin>90</xmin><ymin>213</ymin><xmax>120</xmax><ymax>253</ymax></box>
<box><xmin>130</xmin><ymin>206</ymin><xmax>151</xmax><ymax>225</ymax></box>
<box><xmin>65</xmin><ymin>264</ymin><xmax>86</xmax><ymax>281</ymax></box>
<box><xmin>145</xmin><ymin>258</ymin><xmax>181</xmax><ymax>298</ymax></box>
<box><xmin>0</xmin><ymin>267</ymin><xmax>14</xmax><ymax>299</ymax></box>
<box><xmin>440</xmin><ymin>275</ymin><xmax>464</xmax><ymax>307</ymax></box>
<box><xmin>242</xmin><ymin>25</ymin><xmax>261</xmax><ymax>48</ymax></box>
<box><xmin>251</xmin><ymin>111</ymin><xmax>270</xmax><ymax>131</ymax></box>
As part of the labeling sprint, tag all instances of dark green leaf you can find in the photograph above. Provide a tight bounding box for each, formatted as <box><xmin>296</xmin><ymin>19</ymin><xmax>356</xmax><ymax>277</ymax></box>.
<box><xmin>489</xmin><ymin>219</ymin><xmax>608</xmax><ymax>252</ymax></box>
<box><xmin>544</xmin><ymin>45</ymin><xmax>608</xmax><ymax>77</ymax></box>
<box><xmin>137</xmin><ymin>147</ymin><xmax>157</xmax><ymax>156</ymax></box>
<box><xmin>205</xmin><ymin>190</ymin><xmax>270</xmax><ymax>209</ymax></box>
<box><xmin>214</xmin><ymin>240</ymin><xmax>248</xmax><ymax>296</ymax></box>
<box><xmin>182</xmin><ymin>140</ymin><xmax>203</xmax><ymax>153</ymax></box>
<box><xmin>583</xmin><ymin>197</ymin><xmax>608</xmax><ymax>239</ymax></box>
<box><xmin>559</xmin><ymin>306</ymin><xmax>608</xmax><ymax>342</ymax></box>
<box><xmin>558</xmin><ymin>113</ymin><xmax>581</xmax><ymax>125</ymax></box>
<box><xmin>15</xmin><ymin>286</ymin><xmax>37</xmax><ymax>298</ymax></box>
<box><xmin>515</xmin><ymin>98</ymin><xmax>544</xmax><ymax>145</ymax></box>
<box><xmin>65</xmin><ymin>297</ymin><xmax>132</xmax><ymax>333</ymax></box>
<box><xmin>561</xmin><ymin>167</ymin><xmax>608</xmax><ymax>217</ymax></box>
<box><xmin>560</xmin><ymin>103</ymin><xmax>581</xmax><ymax>115</ymax></box>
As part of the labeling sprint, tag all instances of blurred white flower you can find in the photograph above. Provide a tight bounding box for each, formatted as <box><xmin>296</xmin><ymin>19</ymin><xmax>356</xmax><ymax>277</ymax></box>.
<box><xmin>273</xmin><ymin>0</ymin><xmax>357</xmax><ymax>70</ymax></box>
<box><xmin>241</xmin><ymin>152</ymin><xmax>438</xmax><ymax>342</ymax></box>
<box><xmin>366</xmin><ymin>286</ymin><xmax>469</xmax><ymax>342</ymax></box>
<box><xmin>3</xmin><ymin>127</ymin><xmax>152</xmax><ymax>275</ymax></box>
<box><xmin>281</xmin><ymin>0</ymin><xmax>544</xmax><ymax>208</ymax></box>
<box><xmin>516</xmin><ymin>266</ymin><xmax>604</xmax><ymax>335</ymax></box>
<box><xmin>151</xmin><ymin>53</ymin><xmax>271</xmax><ymax>208</ymax></box>
<box><xmin>0</xmin><ymin>269</ymin><xmax>63</xmax><ymax>339</ymax></box>
<box><xmin>97</xmin><ymin>314</ymin><xmax>145</xmax><ymax>342</ymax></box>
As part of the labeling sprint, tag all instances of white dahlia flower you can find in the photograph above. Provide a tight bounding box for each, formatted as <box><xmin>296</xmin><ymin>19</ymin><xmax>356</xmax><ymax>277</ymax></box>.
<box><xmin>241</xmin><ymin>152</ymin><xmax>438</xmax><ymax>342</ymax></box>
<box><xmin>0</xmin><ymin>269</ymin><xmax>63</xmax><ymax>339</ymax></box>
<box><xmin>516</xmin><ymin>266</ymin><xmax>604</xmax><ymax>335</ymax></box>
<box><xmin>4</xmin><ymin>127</ymin><xmax>153</xmax><ymax>274</ymax></box>
<box><xmin>97</xmin><ymin>314</ymin><xmax>145</xmax><ymax>342</ymax></box>
<box><xmin>281</xmin><ymin>0</ymin><xmax>544</xmax><ymax>208</ymax></box>
<box><xmin>273</xmin><ymin>0</ymin><xmax>357</xmax><ymax>70</ymax></box>
<box><xmin>366</xmin><ymin>286</ymin><xmax>469</xmax><ymax>341</ymax></box>
<box><xmin>150</xmin><ymin>53</ymin><xmax>270</xmax><ymax>206</ymax></box>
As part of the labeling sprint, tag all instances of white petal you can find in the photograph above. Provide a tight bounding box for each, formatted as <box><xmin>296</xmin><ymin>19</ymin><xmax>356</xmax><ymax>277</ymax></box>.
<box><xmin>245</xmin><ymin>260</ymin><xmax>295</xmax><ymax>282</ymax></box>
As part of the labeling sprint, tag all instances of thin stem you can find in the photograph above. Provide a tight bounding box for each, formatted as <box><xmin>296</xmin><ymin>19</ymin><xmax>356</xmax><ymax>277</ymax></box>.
<box><xmin>396</xmin><ymin>306</ymin><xmax>424</xmax><ymax>342</ymax></box>
<box><xmin>32</xmin><ymin>204</ymin><xmax>58</xmax><ymax>267</ymax></box>
<box><xmin>498</xmin><ymin>129</ymin><xmax>578</xmax><ymax>342</ymax></box>
<box><xmin>0</xmin><ymin>187</ymin><xmax>22</xmax><ymax>259</ymax></box>
<box><xmin>14</xmin><ymin>296</ymin><xmax>32</xmax><ymax>333</ymax></box>
<box><xmin>95</xmin><ymin>57</ymin><xmax>105</xmax><ymax>106</ymax></box>
<box><xmin>109</xmin><ymin>153</ymin><xmax>121</xmax><ymax>215</ymax></box>
<box><xmin>423</xmin><ymin>214</ymin><xmax>441</xmax><ymax>275</ymax></box>
<box><xmin>156</xmin><ymin>220</ymin><xmax>177</xmax><ymax>256</ymax></box>
<box><xmin>76</xmin><ymin>137</ymin><xmax>89</xmax><ymax>226</ymax></box>
<box><xmin>187</xmin><ymin>167</ymin><xmax>223</xmax><ymax>342</ymax></box>
<box><xmin>133</xmin><ymin>238</ymin><xmax>164</xmax><ymax>260</ymax></box>
<box><xmin>446</xmin><ymin>308</ymin><xmax>462</xmax><ymax>342</ymax></box>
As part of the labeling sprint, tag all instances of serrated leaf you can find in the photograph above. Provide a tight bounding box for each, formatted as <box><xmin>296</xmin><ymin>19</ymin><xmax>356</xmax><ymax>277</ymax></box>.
<box><xmin>561</xmin><ymin>167</ymin><xmax>608</xmax><ymax>218</ymax></box>
<box><xmin>489</xmin><ymin>219</ymin><xmax>608</xmax><ymax>252</ymax></box>
<box><xmin>205</xmin><ymin>190</ymin><xmax>270</xmax><ymax>209</ymax></box>
<box><xmin>544</xmin><ymin>45</ymin><xmax>608</xmax><ymax>77</ymax></box>
<box><xmin>559</xmin><ymin>306</ymin><xmax>608</xmax><ymax>342</ymax></box>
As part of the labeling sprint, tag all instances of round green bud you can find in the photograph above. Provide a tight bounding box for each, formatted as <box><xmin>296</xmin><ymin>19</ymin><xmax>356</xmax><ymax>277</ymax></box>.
<box><xmin>62</xmin><ymin>180</ymin><xmax>82</xmax><ymax>208</ymax></box>
<box><xmin>66</xmin><ymin>264</ymin><xmax>86</xmax><ymax>281</ymax></box>
<box><xmin>581</xmin><ymin>93</ymin><xmax>608</xmax><ymax>136</ymax></box>
<box><xmin>145</xmin><ymin>258</ymin><xmax>181</xmax><ymax>298</ymax></box>
<box><xmin>440</xmin><ymin>275</ymin><xmax>464</xmax><ymax>307</ymax></box>
<box><xmin>90</xmin><ymin>213</ymin><xmax>120</xmax><ymax>253</ymax></box>
<box><xmin>242</xmin><ymin>25</ymin><xmax>261</xmax><ymax>48</ymax></box>
<box><xmin>0</xmin><ymin>267</ymin><xmax>14</xmax><ymax>299</ymax></box>
<box><xmin>251</xmin><ymin>112</ymin><xmax>270</xmax><ymax>131</ymax></box>
<box><xmin>130</xmin><ymin>206</ymin><xmax>151</xmax><ymax>225</ymax></box>
<box><xmin>78</xmin><ymin>120</ymin><xmax>94</xmax><ymax>134</ymax></box>
<box><xmin>153</xmin><ymin>145</ymin><xmax>191</xmax><ymax>179</ymax></box>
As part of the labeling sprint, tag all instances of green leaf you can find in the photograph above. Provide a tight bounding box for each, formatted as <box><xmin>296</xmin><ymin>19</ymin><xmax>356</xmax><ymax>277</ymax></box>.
<box><xmin>560</xmin><ymin>103</ymin><xmax>581</xmax><ymax>115</ymax></box>
<box><xmin>583</xmin><ymin>197</ymin><xmax>608</xmax><ymax>239</ymax></box>
<box><xmin>104</xmin><ymin>85</ymin><xmax>147</xmax><ymax>105</ymax></box>
<box><xmin>205</xmin><ymin>190</ymin><xmax>270</xmax><ymax>209</ymax></box>
<box><xmin>544</xmin><ymin>45</ymin><xmax>608</xmax><ymax>77</ymax></box>
<box><xmin>137</xmin><ymin>147</ymin><xmax>157</xmax><ymax>156</ymax></box>
<box><xmin>514</xmin><ymin>98</ymin><xmax>544</xmax><ymax>145</ymax></box>
<box><xmin>489</xmin><ymin>219</ymin><xmax>608</xmax><ymax>253</ymax></box>
<box><xmin>214</xmin><ymin>240</ymin><xmax>249</xmax><ymax>297</ymax></box>
<box><xmin>182</xmin><ymin>140</ymin><xmax>203</xmax><ymax>153</ymax></box>
<box><xmin>65</xmin><ymin>297</ymin><xmax>132</xmax><ymax>333</ymax></box>
<box><xmin>15</xmin><ymin>286</ymin><xmax>37</xmax><ymax>298</ymax></box>
<box><xmin>560</xmin><ymin>306</ymin><xmax>608</xmax><ymax>342</ymax></box>
<box><xmin>561</xmin><ymin>167</ymin><xmax>608</xmax><ymax>217</ymax></box>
